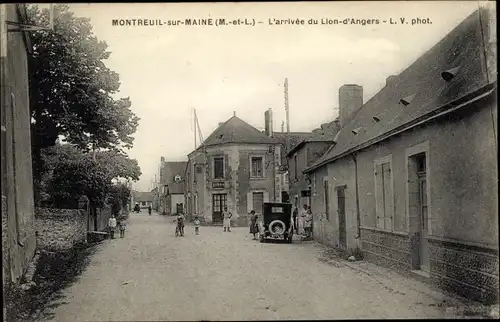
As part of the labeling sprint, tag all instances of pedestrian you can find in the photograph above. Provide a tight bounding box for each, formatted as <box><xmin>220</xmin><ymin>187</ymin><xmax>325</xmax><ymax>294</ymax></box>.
<box><xmin>222</xmin><ymin>206</ymin><xmax>232</xmax><ymax>232</ymax></box>
<box><xmin>194</xmin><ymin>215</ymin><xmax>200</xmax><ymax>235</ymax></box>
<box><xmin>298</xmin><ymin>204</ymin><xmax>308</xmax><ymax>236</ymax></box>
<box><xmin>108</xmin><ymin>214</ymin><xmax>117</xmax><ymax>239</ymax></box>
<box><xmin>119</xmin><ymin>216</ymin><xmax>127</xmax><ymax>238</ymax></box>
<box><xmin>292</xmin><ymin>206</ymin><xmax>299</xmax><ymax>233</ymax></box>
<box><xmin>176</xmin><ymin>212</ymin><xmax>185</xmax><ymax>236</ymax></box>
<box><xmin>148</xmin><ymin>205</ymin><xmax>152</xmax><ymax>215</ymax></box>
<box><xmin>304</xmin><ymin>207</ymin><xmax>313</xmax><ymax>239</ymax></box>
<box><xmin>249</xmin><ymin>210</ymin><xmax>259</xmax><ymax>240</ymax></box>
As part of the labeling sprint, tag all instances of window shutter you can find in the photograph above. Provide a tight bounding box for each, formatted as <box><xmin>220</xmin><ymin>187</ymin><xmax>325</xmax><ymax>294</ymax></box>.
<box><xmin>224</xmin><ymin>154</ymin><xmax>229</xmax><ymax>179</ymax></box>
<box><xmin>374</xmin><ymin>163</ymin><xmax>384</xmax><ymax>229</ymax></box>
<box><xmin>263</xmin><ymin>191</ymin><xmax>270</xmax><ymax>203</ymax></box>
<box><xmin>247</xmin><ymin>192</ymin><xmax>253</xmax><ymax>213</ymax></box>
<box><xmin>383</xmin><ymin>163</ymin><xmax>393</xmax><ymax>231</ymax></box>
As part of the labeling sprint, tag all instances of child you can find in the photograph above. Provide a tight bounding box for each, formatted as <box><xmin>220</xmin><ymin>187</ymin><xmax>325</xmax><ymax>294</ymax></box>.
<box><xmin>177</xmin><ymin>213</ymin><xmax>185</xmax><ymax>236</ymax></box>
<box><xmin>119</xmin><ymin>217</ymin><xmax>126</xmax><ymax>238</ymax></box>
<box><xmin>108</xmin><ymin>215</ymin><xmax>117</xmax><ymax>239</ymax></box>
<box><xmin>194</xmin><ymin>215</ymin><xmax>200</xmax><ymax>235</ymax></box>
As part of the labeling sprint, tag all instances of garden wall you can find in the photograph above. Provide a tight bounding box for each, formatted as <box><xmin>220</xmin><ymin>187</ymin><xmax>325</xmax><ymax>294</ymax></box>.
<box><xmin>35</xmin><ymin>208</ymin><xmax>88</xmax><ymax>251</ymax></box>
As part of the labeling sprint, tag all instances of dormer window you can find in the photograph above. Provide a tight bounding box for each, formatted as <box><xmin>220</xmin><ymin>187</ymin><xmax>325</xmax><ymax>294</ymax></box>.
<box><xmin>174</xmin><ymin>175</ymin><xmax>182</xmax><ymax>182</ymax></box>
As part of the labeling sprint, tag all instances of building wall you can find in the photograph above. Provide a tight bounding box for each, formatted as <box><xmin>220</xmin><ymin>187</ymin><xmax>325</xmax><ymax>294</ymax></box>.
<box><xmin>1</xmin><ymin>4</ymin><xmax>36</xmax><ymax>283</ymax></box>
<box><xmin>323</xmin><ymin>96</ymin><xmax>497</xmax><ymax>303</ymax></box>
<box><xmin>187</xmin><ymin>143</ymin><xmax>280</xmax><ymax>226</ymax></box>
<box><xmin>288</xmin><ymin>142</ymin><xmax>332</xmax><ymax>208</ymax></box>
<box><xmin>169</xmin><ymin>194</ymin><xmax>184</xmax><ymax>214</ymax></box>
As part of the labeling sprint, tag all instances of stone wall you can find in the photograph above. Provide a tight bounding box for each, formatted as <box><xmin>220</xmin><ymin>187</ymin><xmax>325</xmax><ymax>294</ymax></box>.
<box><xmin>360</xmin><ymin>227</ymin><xmax>411</xmax><ymax>273</ymax></box>
<box><xmin>35</xmin><ymin>208</ymin><xmax>88</xmax><ymax>251</ymax></box>
<box><xmin>428</xmin><ymin>238</ymin><xmax>499</xmax><ymax>304</ymax></box>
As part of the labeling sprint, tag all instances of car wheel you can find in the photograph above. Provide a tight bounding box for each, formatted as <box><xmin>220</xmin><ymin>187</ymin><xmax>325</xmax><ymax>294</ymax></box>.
<box><xmin>268</xmin><ymin>220</ymin><xmax>286</xmax><ymax>235</ymax></box>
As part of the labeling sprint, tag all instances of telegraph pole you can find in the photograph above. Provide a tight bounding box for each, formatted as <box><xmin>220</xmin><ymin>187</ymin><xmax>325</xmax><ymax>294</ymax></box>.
<box><xmin>284</xmin><ymin>78</ymin><xmax>290</xmax><ymax>150</ymax></box>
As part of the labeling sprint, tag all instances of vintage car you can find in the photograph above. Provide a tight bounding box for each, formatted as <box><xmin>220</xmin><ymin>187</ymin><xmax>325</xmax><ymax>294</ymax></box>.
<box><xmin>258</xmin><ymin>202</ymin><xmax>293</xmax><ymax>243</ymax></box>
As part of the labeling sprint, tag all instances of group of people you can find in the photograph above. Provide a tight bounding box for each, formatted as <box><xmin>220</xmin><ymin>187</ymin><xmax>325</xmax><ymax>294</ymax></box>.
<box><xmin>133</xmin><ymin>204</ymin><xmax>152</xmax><ymax>215</ymax></box>
<box><xmin>175</xmin><ymin>212</ymin><xmax>201</xmax><ymax>236</ymax></box>
<box><xmin>293</xmin><ymin>204</ymin><xmax>313</xmax><ymax>238</ymax></box>
<box><xmin>108</xmin><ymin>214</ymin><xmax>127</xmax><ymax>239</ymax></box>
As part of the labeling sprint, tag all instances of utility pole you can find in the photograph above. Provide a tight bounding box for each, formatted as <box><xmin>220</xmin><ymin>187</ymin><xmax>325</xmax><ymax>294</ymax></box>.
<box><xmin>193</xmin><ymin>108</ymin><xmax>197</xmax><ymax>150</ymax></box>
<box><xmin>284</xmin><ymin>78</ymin><xmax>290</xmax><ymax>150</ymax></box>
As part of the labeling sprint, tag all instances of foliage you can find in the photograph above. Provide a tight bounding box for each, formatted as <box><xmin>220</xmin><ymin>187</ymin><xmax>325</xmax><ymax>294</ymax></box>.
<box><xmin>42</xmin><ymin>144</ymin><xmax>140</xmax><ymax>208</ymax></box>
<box><xmin>27</xmin><ymin>4</ymin><xmax>140</xmax><ymax>152</ymax></box>
<box><xmin>108</xmin><ymin>183</ymin><xmax>132</xmax><ymax>214</ymax></box>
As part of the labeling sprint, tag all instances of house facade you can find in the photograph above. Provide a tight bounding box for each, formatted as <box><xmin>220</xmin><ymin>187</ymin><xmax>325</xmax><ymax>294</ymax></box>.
<box><xmin>133</xmin><ymin>191</ymin><xmax>154</xmax><ymax>210</ymax></box>
<box><xmin>287</xmin><ymin>119</ymin><xmax>343</xmax><ymax>210</ymax></box>
<box><xmin>185</xmin><ymin>110</ymin><xmax>287</xmax><ymax>226</ymax></box>
<box><xmin>1</xmin><ymin>4</ymin><xmax>37</xmax><ymax>285</ymax></box>
<box><xmin>305</xmin><ymin>7</ymin><xmax>497</xmax><ymax>303</ymax></box>
<box><xmin>159</xmin><ymin>159</ymin><xmax>187</xmax><ymax>215</ymax></box>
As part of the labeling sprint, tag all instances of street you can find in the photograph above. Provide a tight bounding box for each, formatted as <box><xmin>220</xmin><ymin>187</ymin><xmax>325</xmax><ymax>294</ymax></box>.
<box><xmin>44</xmin><ymin>213</ymin><xmax>473</xmax><ymax>321</ymax></box>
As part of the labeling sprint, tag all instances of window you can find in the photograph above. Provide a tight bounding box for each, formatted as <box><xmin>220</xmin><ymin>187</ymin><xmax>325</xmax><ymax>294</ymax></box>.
<box><xmin>324</xmin><ymin>180</ymin><xmax>330</xmax><ymax>221</ymax></box>
<box><xmin>250</xmin><ymin>157</ymin><xmax>263</xmax><ymax>178</ymax></box>
<box><xmin>214</xmin><ymin>157</ymin><xmax>224</xmax><ymax>179</ymax></box>
<box><xmin>374</xmin><ymin>159</ymin><xmax>394</xmax><ymax>230</ymax></box>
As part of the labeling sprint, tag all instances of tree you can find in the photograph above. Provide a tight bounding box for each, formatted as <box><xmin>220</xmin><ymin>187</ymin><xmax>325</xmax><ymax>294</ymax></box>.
<box><xmin>42</xmin><ymin>144</ymin><xmax>141</xmax><ymax>208</ymax></box>
<box><xmin>26</xmin><ymin>4</ymin><xmax>140</xmax><ymax>202</ymax></box>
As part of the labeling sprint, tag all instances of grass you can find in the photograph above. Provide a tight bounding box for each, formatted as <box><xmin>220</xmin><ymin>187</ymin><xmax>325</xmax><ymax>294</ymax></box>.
<box><xmin>4</xmin><ymin>242</ymin><xmax>98</xmax><ymax>321</ymax></box>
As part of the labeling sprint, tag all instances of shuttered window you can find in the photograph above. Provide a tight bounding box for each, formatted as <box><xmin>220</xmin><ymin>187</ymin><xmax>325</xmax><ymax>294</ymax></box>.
<box><xmin>214</xmin><ymin>157</ymin><xmax>224</xmax><ymax>179</ymax></box>
<box><xmin>375</xmin><ymin>161</ymin><xmax>393</xmax><ymax>230</ymax></box>
<box><xmin>324</xmin><ymin>180</ymin><xmax>330</xmax><ymax>221</ymax></box>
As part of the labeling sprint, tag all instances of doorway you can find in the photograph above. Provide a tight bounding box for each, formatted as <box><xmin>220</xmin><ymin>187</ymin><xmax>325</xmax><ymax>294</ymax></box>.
<box><xmin>337</xmin><ymin>186</ymin><xmax>347</xmax><ymax>249</ymax></box>
<box><xmin>212</xmin><ymin>193</ymin><xmax>227</xmax><ymax>224</ymax></box>
<box><xmin>409</xmin><ymin>152</ymin><xmax>429</xmax><ymax>272</ymax></box>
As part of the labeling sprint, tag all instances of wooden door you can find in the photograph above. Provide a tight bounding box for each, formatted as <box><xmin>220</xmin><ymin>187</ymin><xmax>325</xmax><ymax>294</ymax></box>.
<box><xmin>337</xmin><ymin>187</ymin><xmax>346</xmax><ymax>249</ymax></box>
<box><xmin>418</xmin><ymin>172</ymin><xmax>429</xmax><ymax>272</ymax></box>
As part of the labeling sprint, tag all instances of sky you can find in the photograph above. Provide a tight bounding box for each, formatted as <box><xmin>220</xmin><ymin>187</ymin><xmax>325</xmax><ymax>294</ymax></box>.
<box><xmin>66</xmin><ymin>1</ymin><xmax>480</xmax><ymax>192</ymax></box>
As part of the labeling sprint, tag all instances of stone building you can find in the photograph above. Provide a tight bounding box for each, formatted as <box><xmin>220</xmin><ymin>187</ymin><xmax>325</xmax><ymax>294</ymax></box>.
<box><xmin>304</xmin><ymin>7</ymin><xmax>497</xmax><ymax>303</ymax></box>
<box><xmin>159</xmin><ymin>159</ymin><xmax>187</xmax><ymax>215</ymax></box>
<box><xmin>185</xmin><ymin>110</ymin><xmax>290</xmax><ymax>226</ymax></box>
<box><xmin>1</xmin><ymin>4</ymin><xmax>37</xmax><ymax>285</ymax></box>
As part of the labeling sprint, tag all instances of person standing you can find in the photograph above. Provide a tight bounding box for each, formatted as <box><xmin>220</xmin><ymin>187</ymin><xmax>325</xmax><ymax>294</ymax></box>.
<box><xmin>292</xmin><ymin>206</ymin><xmax>299</xmax><ymax>233</ymax></box>
<box><xmin>177</xmin><ymin>212</ymin><xmax>185</xmax><ymax>236</ymax></box>
<box><xmin>298</xmin><ymin>204</ymin><xmax>308</xmax><ymax>236</ymax></box>
<box><xmin>108</xmin><ymin>215</ymin><xmax>117</xmax><ymax>239</ymax></box>
<box><xmin>194</xmin><ymin>215</ymin><xmax>200</xmax><ymax>235</ymax></box>
<box><xmin>249</xmin><ymin>210</ymin><xmax>259</xmax><ymax>240</ymax></box>
<box><xmin>304</xmin><ymin>207</ymin><xmax>313</xmax><ymax>239</ymax></box>
<box><xmin>222</xmin><ymin>206</ymin><xmax>232</xmax><ymax>232</ymax></box>
<box><xmin>119</xmin><ymin>216</ymin><xmax>127</xmax><ymax>238</ymax></box>
<box><xmin>148</xmin><ymin>205</ymin><xmax>152</xmax><ymax>215</ymax></box>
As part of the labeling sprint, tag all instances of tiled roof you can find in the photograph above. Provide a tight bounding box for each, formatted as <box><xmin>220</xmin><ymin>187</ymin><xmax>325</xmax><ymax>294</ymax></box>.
<box><xmin>200</xmin><ymin>116</ymin><xmax>278</xmax><ymax>148</ymax></box>
<box><xmin>306</xmin><ymin>8</ymin><xmax>493</xmax><ymax>173</ymax></box>
<box><xmin>161</xmin><ymin>161</ymin><xmax>187</xmax><ymax>185</ymax></box>
<box><xmin>133</xmin><ymin>191</ymin><xmax>154</xmax><ymax>202</ymax></box>
<box><xmin>286</xmin><ymin>120</ymin><xmax>341</xmax><ymax>157</ymax></box>
<box><xmin>274</xmin><ymin>132</ymin><xmax>316</xmax><ymax>152</ymax></box>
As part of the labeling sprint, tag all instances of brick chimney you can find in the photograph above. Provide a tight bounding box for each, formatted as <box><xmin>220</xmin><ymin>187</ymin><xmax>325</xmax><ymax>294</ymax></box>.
<box><xmin>386</xmin><ymin>75</ymin><xmax>397</xmax><ymax>86</ymax></box>
<box><xmin>218</xmin><ymin>122</ymin><xmax>224</xmax><ymax>128</ymax></box>
<box><xmin>339</xmin><ymin>84</ymin><xmax>363</xmax><ymax>126</ymax></box>
<box><xmin>264</xmin><ymin>108</ymin><xmax>273</xmax><ymax>137</ymax></box>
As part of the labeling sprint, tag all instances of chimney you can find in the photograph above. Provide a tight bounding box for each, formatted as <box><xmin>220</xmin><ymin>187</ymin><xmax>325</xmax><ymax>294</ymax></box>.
<box><xmin>386</xmin><ymin>75</ymin><xmax>397</xmax><ymax>86</ymax></box>
<box><xmin>218</xmin><ymin>122</ymin><xmax>224</xmax><ymax>128</ymax></box>
<box><xmin>160</xmin><ymin>156</ymin><xmax>165</xmax><ymax>163</ymax></box>
<box><xmin>338</xmin><ymin>84</ymin><xmax>363</xmax><ymax>126</ymax></box>
<box><xmin>264</xmin><ymin>108</ymin><xmax>273</xmax><ymax>137</ymax></box>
